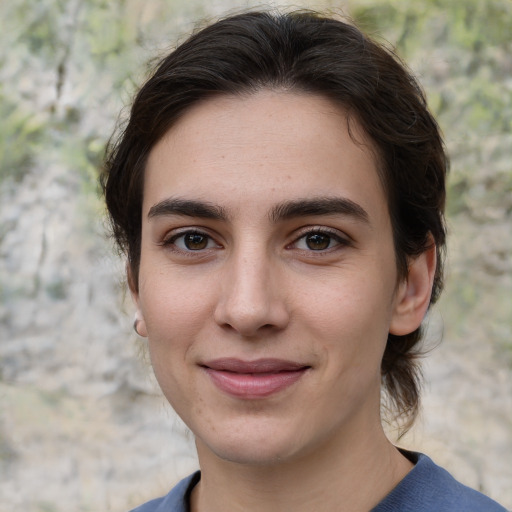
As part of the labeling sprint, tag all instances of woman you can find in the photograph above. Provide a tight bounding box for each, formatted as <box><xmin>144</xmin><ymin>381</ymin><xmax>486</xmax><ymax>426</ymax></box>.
<box><xmin>101</xmin><ymin>10</ymin><xmax>507</xmax><ymax>512</ymax></box>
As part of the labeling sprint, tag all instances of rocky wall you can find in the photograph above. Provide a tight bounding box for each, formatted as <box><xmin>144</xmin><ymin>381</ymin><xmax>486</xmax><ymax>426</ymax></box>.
<box><xmin>1</xmin><ymin>0</ymin><xmax>511</xmax><ymax>510</ymax></box>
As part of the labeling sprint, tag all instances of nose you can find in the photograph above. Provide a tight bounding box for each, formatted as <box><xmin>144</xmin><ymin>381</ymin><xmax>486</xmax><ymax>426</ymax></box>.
<box><xmin>214</xmin><ymin>251</ymin><xmax>290</xmax><ymax>338</ymax></box>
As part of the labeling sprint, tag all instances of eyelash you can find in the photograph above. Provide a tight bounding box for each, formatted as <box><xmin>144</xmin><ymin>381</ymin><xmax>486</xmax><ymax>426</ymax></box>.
<box><xmin>161</xmin><ymin>229</ymin><xmax>220</xmax><ymax>253</ymax></box>
<box><xmin>161</xmin><ymin>227</ymin><xmax>350</xmax><ymax>255</ymax></box>
<box><xmin>288</xmin><ymin>227</ymin><xmax>350</xmax><ymax>253</ymax></box>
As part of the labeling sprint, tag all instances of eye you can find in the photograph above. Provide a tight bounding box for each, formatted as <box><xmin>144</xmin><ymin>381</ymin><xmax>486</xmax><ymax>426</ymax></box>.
<box><xmin>165</xmin><ymin>230</ymin><xmax>220</xmax><ymax>251</ymax></box>
<box><xmin>292</xmin><ymin>229</ymin><xmax>347</xmax><ymax>251</ymax></box>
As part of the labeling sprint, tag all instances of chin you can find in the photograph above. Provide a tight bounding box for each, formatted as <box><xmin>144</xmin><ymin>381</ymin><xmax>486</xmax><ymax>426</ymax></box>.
<box><xmin>196</xmin><ymin>421</ymin><xmax>308</xmax><ymax>467</ymax></box>
<box><xmin>209</xmin><ymin>441</ymin><xmax>295</xmax><ymax>466</ymax></box>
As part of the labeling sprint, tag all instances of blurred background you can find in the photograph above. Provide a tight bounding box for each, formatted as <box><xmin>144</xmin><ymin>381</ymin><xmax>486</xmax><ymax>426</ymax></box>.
<box><xmin>0</xmin><ymin>0</ymin><xmax>511</xmax><ymax>510</ymax></box>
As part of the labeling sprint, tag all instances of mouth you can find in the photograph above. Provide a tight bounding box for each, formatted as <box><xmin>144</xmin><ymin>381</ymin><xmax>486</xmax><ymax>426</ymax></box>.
<box><xmin>201</xmin><ymin>358</ymin><xmax>311</xmax><ymax>399</ymax></box>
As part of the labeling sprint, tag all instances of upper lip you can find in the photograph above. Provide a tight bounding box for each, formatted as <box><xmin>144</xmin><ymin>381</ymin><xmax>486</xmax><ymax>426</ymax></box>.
<box><xmin>201</xmin><ymin>358</ymin><xmax>310</xmax><ymax>373</ymax></box>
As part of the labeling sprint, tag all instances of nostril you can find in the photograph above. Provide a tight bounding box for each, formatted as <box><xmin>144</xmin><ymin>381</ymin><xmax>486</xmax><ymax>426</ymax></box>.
<box><xmin>213</xmin><ymin>275</ymin><xmax>290</xmax><ymax>335</ymax></box>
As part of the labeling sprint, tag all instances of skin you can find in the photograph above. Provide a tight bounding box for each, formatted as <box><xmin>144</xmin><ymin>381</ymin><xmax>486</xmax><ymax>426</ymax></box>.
<box><xmin>132</xmin><ymin>91</ymin><xmax>436</xmax><ymax>511</ymax></box>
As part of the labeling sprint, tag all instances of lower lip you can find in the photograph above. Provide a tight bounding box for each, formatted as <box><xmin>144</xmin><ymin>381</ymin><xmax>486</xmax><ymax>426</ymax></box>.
<box><xmin>204</xmin><ymin>368</ymin><xmax>308</xmax><ymax>399</ymax></box>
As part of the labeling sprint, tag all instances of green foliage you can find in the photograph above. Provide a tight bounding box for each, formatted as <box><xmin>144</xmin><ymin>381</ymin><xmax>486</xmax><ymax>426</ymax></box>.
<box><xmin>0</xmin><ymin>92</ymin><xmax>46</xmax><ymax>183</ymax></box>
<box><xmin>349</xmin><ymin>0</ymin><xmax>512</xmax><ymax>359</ymax></box>
<box><xmin>1</xmin><ymin>0</ymin><xmax>511</xmax><ymax>361</ymax></box>
<box><xmin>350</xmin><ymin>0</ymin><xmax>512</xmax><ymax>50</ymax></box>
<box><xmin>349</xmin><ymin>0</ymin><xmax>512</xmax><ymax>207</ymax></box>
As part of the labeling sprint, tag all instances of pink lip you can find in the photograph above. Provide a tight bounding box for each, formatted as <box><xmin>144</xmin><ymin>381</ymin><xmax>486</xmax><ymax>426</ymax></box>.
<box><xmin>201</xmin><ymin>358</ymin><xmax>310</xmax><ymax>399</ymax></box>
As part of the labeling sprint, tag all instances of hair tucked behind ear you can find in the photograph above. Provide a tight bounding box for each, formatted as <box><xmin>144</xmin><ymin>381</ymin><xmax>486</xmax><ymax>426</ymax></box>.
<box><xmin>381</xmin><ymin>329</ymin><xmax>424</xmax><ymax>434</ymax></box>
<box><xmin>101</xmin><ymin>10</ymin><xmax>448</xmax><ymax>432</ymax></box>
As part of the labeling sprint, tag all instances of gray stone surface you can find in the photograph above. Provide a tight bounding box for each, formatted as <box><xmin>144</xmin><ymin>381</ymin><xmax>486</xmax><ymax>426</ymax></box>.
<box><xmin>1</xmin><ymin>1</ymin><xmax>511</xmax><ymax>510</ymax></box>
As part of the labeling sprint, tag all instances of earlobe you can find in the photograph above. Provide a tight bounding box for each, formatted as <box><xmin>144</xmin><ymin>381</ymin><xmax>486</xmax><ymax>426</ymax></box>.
<box><xmin>389</xmin><ymin>243</ymin><xmax>437</xmax><ymax>336</ymax></box>
<box><xmin>127</xmin><ymin>263</ymin><xmax>148</xmax><ymax>338</ymax></box>
<box><xmin>133</xmin><ymin>309</ymin><xmax>148</xmax><ymax>338</ymax></box>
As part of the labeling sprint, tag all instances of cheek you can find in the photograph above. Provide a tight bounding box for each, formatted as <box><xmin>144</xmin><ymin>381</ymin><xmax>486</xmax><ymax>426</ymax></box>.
<box><xmin>138</xmin><ymin>282</ymin><xmax>196</xmax><ymax>386</ymax></box>
<box><xmin>318</xmin><ymin>296</ymin><xmax>390</xmax><ymax>410</ymax></box>
<box><xmin>141</xmin><ymin>286</ymin><xmax>201</xmax><ymax>411</ymax></box>
<box><xmin>303</xmin><ymin>273</ymin><xmax>394</xmax><ymax>368</ymax></box>
<box><xmin>140</xmin><ymin>267</ymin><xmax>211</xmax><ymax>334</ymax></box>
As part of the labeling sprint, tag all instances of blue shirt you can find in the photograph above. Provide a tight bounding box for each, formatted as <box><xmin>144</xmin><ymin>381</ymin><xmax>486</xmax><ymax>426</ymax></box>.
<box><xmin>129</xmin><ymin>453</ymin><xmax>508</xmax><ymax>511</ymax></box>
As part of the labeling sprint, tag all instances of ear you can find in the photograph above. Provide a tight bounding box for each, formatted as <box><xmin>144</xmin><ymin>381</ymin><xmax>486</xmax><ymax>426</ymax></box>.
<box><xmin>389</xmin><ymin>242</ymin><xmax>437</xmax><ymax>336</ymax></box>
<box><xmin>127</xmin><ymin>263</ymin><xmax>148</xmax><ymax>338</ymax></box>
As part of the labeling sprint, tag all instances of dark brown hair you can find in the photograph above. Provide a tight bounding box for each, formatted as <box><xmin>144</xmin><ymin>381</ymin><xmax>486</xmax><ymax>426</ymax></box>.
<box><xmin>101</xmin><ymin>10</ymin><xmax>447</xmax><ymax>430</ymax></box>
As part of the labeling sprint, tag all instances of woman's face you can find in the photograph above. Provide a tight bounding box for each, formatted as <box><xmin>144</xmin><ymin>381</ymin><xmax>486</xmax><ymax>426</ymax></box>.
<box><xmin>133</xmin><ymin>91</ymin><xmax>408</xmax><ymax>465</ymax></box>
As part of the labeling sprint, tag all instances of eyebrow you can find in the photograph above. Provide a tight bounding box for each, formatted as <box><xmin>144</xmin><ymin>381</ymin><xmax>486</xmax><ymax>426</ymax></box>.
<box><xmin>147</xmin><ymin>196</ymin><xmax>370</xmax><ymax>225</ymax></box>
<box><xmin>269</xmin><ymin>197</ymin><xmax>370</xmax><ymax>225</ymax></box>
<box><xmin>148</xmin><ymin>198</ymin><xmax>228</xmax><ymax>221</ymax></box>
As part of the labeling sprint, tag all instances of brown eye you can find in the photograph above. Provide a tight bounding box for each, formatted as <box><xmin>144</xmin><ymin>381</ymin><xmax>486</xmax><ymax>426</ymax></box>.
<box><xmin>184</xmin><ymin>232</ymin><xmax>209</xmax><ymax>250</ymax></box>
<box><xmin>291</xmin><ymin>229</ymin><xmax>348</xmax><ymax>252</ymax></box>
<box><xmin>305</xmin><ymin>233</ymin><xmax>331</xmax><ymax>250</ymax></box>
<box><xmin>165</xmin><ymin>230</ymin><xmax>220</xmax><ymax>252</ymax></box>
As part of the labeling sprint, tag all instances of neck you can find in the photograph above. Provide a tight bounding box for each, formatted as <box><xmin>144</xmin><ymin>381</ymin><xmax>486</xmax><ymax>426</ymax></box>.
<box><xmin>190</xmin><ymin>422</ymin><xmax>413</xmax><ymax>512</ymax></box>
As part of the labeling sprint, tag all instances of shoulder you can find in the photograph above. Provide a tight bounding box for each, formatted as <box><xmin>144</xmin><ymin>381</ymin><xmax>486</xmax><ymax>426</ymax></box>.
<box><xmin>128</xmin><ymin>472</ymin><xmax>200</xmax><ymax>512</ymax></box>
<box><xmin>374</xmin><ymin>452</ymin><xmax>508</xmax><ymax>512</ymax></box>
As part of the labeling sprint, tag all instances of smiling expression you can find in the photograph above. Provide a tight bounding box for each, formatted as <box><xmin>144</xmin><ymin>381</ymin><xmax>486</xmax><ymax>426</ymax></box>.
<box><xmin>132</xmin><ymin>90</ymin><xmax>413</xmax><ymax>465</ymax></box>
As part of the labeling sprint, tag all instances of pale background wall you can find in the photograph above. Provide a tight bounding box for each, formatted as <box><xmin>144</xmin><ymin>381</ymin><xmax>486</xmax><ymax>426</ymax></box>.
<box><xmin>0</xmin><ymin>0</ymin><xmax>511</xmax><ymax>510</ymax></box>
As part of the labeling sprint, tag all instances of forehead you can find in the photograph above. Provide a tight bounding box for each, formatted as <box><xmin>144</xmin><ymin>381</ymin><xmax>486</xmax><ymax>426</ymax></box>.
<box><xmin>143</xmin><ymin>91</ymin><xmax>387</xmax><ymax>224</ymax></box>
